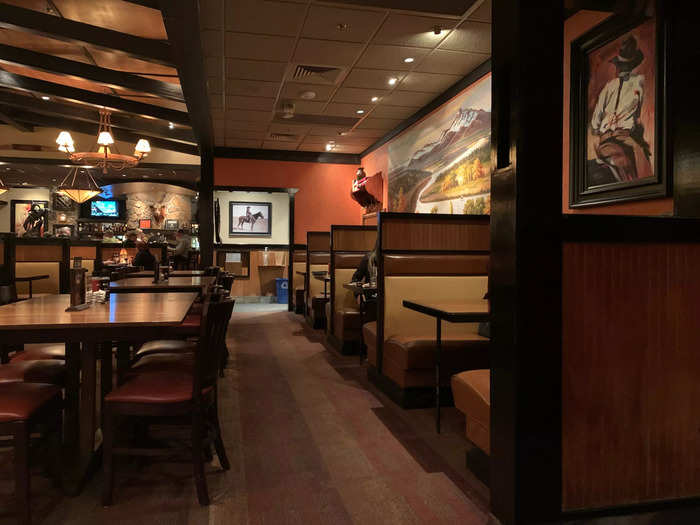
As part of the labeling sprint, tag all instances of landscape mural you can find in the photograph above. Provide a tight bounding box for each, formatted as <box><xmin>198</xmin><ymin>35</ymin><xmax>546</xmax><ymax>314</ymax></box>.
<box><xmin>388</xmin><ymin>73</ymin><xmax>491</xmax><ymax>214</ymax></box>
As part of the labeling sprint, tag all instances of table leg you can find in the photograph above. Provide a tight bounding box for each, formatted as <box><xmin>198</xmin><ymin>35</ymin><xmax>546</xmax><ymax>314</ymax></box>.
<box><xmin>79</xmin><ymin>342</ymin><xmax>97</xmax><ymax>459</ymax></box>
<box><xmin>116</xmin><ymin>342</ymin><xmax>130</xmax><ymax>385</ymax></box>
<box><xmin>100</xmin><ymin>342</ymin><xmax>113</xmax><ymax>425</ymax></box>
<box><xmin>63</xmin><ymin>342</ymin><xmax>81</xmax><ymax>448</ymax></box>
<box><xmin>28</xmin><ymin>280</ymin><xmax>33</xmax><ymax>299</ymax></box>
<box><xmin>436</xmin><ymin>317</ymin><xmax>442</xmax><ymax>434</ymax></box>
<box><xmin>359</xmin><ymin>294</ymin><xmax>365</xmax><ymax>364</ymax></box>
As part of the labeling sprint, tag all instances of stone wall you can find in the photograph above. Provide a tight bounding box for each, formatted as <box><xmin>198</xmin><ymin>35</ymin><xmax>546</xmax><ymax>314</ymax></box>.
<box><xmin>125</xmin><ymin>190</ymin><xmax>192</xmax><ymax>229</ymax></box>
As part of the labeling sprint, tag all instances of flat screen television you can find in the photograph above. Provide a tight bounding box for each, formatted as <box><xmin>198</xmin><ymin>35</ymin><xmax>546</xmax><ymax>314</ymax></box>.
<box><xmin>90</xmin><ymin>200</ymin><xmax>119</xmax><ymax>218</ymax></box>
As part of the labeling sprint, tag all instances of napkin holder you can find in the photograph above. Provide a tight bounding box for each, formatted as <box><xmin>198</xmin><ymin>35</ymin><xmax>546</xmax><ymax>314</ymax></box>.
<box><xmin>66</xmin><ymin>267</ymin><xmax>90</xmax><ymax>311</ymax></box>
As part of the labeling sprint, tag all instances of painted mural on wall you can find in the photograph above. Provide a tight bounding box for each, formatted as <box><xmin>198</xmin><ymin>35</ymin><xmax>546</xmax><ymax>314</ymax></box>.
<box><xmin>388</xmin><ymin>73</ymin><xmax>491</xmax><ymax>214</ymax></box>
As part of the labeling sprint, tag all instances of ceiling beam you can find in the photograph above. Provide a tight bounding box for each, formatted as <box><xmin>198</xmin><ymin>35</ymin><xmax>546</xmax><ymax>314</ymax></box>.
<box><xmin>7</xmin><ymin>110</ymin><xmax>199</xmax><ymax>156</ymax></box>
<box><xmin>0</xmin><ymin>43</ymin><xmax>184</xmax><ymax>102</ymax></box>
<box><xmin>0</xmin><ymin>3</ymin><xmax>173</xmax><ymax>67</ymax></box>
<box><xmin>0</xmin><ymin>109</ymin><xmax>33</xmax><ymax>132</ymax></box>
<box><xmin>160</xmin><ymin>0</ymin><xmax>213</xmax><ymax>154</ymax></box>
<box><xmin>0</xmin><ymin>70</ymin><xmax>190</xmax><ymax>125</ymax></box>
<box><xmin>123</xmin><ymin>0</ymin><xmax>161</xmax><ymax>9</ymax></box>
<box><xmin>0</xmin><ymin>91</ymin><xmax>195</xmax><ymax>143</ymax></box>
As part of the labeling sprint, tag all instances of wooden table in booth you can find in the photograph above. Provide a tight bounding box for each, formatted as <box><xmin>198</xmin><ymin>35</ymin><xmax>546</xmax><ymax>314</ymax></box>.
<box><xmin>402</xmin><ymin>300</ymin><xmax>489</xmax><ymax>434</ymax></box>
<box><xmin>15</xmin><ymin>274</ymin><xmax>49</xmax><ymax>298</ymax></box>
<box><xmin>343</xmin><ymin>282</ymin><xmax>377</xmax><ymax>363</ymax></box>
<box><xmin>109</xmin><ymin>276</ymin><xmax>215</xmax><ymax>293</ymax></box>
<box><xmin>128</xmin><ymin>270</ymin><xmax>206</xmax><ymax>278</ymax></box>
<box><xmin>0</xmin><ymin>292</ymin><xmax>198</xmax><ymax>494</ymax></box>
<box><xmin>313</xmin><ymin>272</ymin><xmax>330</xmax><ymax>297</ymax></box>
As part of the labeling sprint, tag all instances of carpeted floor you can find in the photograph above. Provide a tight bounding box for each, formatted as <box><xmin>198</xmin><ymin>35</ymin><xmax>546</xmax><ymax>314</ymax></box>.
<box><xmin>0</xmin><ymin>310</ymin><xmax>490</xmax><ymax>525</ymax></box>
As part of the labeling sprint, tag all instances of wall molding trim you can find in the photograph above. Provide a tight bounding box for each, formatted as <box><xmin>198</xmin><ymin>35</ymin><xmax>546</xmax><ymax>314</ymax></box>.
<box><xmin>214</xmin><ymin>147</ymin><xmax>360</xmax><ymax>165</ymax></box>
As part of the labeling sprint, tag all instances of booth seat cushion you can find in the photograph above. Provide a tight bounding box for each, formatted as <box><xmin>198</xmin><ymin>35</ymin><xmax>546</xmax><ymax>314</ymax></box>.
<box><xmin>105</xmin><ymin>370</ymin><xmax>200</xmax><ymax>404</ymax></box>
<box><xmin>128</xmin><ymin>353</ymin><xmax>194</xmax><ymax>376</ymax></box>
<box><xmin>452</xmin><ymin>370</ymin><xmax>490</xmax><ymax>454</ymax></box>
<box><xmin>11</xmin><ymin>343</ymin><xmax>66</xmax><ymax>362</ymax></box>
<box><xmin>363</xmin><ymin>322</ymin><xmax>377</xmax><ymax>365</ymax></box>
<box><xmin>383</xmin><ymin>333</ymin><xmax>489</xmax><ymax>370</ymax></box>
<box><xmin>0</xmin><ymin>383</ymin><xmax>61</xmax><ymax>422</ymax></box>
<box><xmin>334</xmin><ymin>308</ymin><xmax>361</xmax><ymax>340</ymax></box>
<box><xmin>0</xmin><ymin>360</ymin><xmax>65</xmax><ymax>385</ymax></box>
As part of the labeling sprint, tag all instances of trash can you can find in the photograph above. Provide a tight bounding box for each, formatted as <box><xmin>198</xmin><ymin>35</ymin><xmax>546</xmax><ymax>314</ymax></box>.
<box><xmin>275</xmin><ymin>278</ymin><xmax>288</xmax><ymax>304</ymax></box>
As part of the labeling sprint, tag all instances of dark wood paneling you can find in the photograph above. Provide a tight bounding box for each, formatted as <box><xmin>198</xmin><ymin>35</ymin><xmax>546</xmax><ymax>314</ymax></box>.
<box><xmin>380</xmin><ymin>213</ymin><xmax>489</xmax><ymax>252</ymax></box>
<box><xmin>293</xmin><ymin>250</ymin><xmax>306</xmax><ymax>263</ymax></box>
<box><xmin>69</xmin><ymin>246</ymin><xmax>97</xmax><ymax>260</ymax></box>
<box><xmin>332</xmin><ymin>226</ymin><xmax>376</xmax><ymax>252</ymax></box>
<box><xmin>562</xmin><ymin>242</ymin><xmax>700</xmax><ymax>510</ymax></box>
<box><xmin>333</xmin><ymin>252</ymin><xmax>365</xmax><ymax>269</ymax></box>
<box><xmin>308</xmin><ymin>253</ymin><xmax>329</xmax><ymax>265</ymax></box>
<box><xmin>16</xmin><ymin>244</ymin><xmax>63</xmax><ymax>262</ymax></box>
<box><xmin>383</xmin><ymin>254</ymin><xmax>489</xmax><ymax>276</ymax></box>
<box><xmin>307</xmin><ymin>232</ymin><xmax>330</xmax><ymax>253</ymax></box>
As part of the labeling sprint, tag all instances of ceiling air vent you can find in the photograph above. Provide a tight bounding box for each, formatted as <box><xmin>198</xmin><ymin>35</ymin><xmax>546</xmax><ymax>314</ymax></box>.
<box><xmin>288</xmin><ymin>64</ymin><xmax>345</xmax><ymax>85</ymax></box>
<box><xmin>268</xmin><ymin>133</ymin><xmax>298</xmax><ymax>141</ymax></box>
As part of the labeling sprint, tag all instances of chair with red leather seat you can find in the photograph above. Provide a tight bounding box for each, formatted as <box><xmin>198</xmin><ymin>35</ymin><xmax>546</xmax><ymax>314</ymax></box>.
<box><xmin>0</xmin><ymin>360</ymin><xmax>66</xmax><ymax>385</ymax></box>
<box><xmin>102</xmin><ymin>297</ymin><xmax>235</xmax><ymax>507</ymax></box>
<box><xmin>0</xmin><ymin>382</ymin><xmax>63</xmax><ymax>525</ymax></box>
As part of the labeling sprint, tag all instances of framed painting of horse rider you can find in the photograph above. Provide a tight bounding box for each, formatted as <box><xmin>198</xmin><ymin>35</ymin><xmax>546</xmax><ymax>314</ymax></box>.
<box><xmin>569</xmin><ymin>11</ymin><xmax>669</xmax><ymax>207</ymax></box>
<box><xmin>229</xmin><ymin>201</ymin><xmax>272</xmax><ymax>236</ymax></box>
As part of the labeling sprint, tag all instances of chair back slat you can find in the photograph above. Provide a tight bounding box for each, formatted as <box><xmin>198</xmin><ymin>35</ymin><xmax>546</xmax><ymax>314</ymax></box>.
<box><xmin>193</xmin><ymin>296</ymin><xmax>234</xmax><ymax>398</ymax></box>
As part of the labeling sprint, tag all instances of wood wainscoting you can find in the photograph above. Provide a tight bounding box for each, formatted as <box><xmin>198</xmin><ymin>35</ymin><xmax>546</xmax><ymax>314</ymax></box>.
<box><xmin>562</xmin><ymin>242</ymin><xmax>700</xmax><ymax>510</ymax></box>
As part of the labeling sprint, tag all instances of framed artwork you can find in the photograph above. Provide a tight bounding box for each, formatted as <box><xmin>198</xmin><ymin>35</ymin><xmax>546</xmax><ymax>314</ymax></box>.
<box><xmin>387</xmin><ymin>73</ymin><xmax>491</xmax><ymax>214</ymax></box>
<box><xmin>52</xmin><ymin>224</ymin><xmax>75</xmax><ymax>237</ymax></box>
<box><xmin>570</xmin><ymin>13</ymin><xmax>669</xmax><ymax>208</ymax></box>
<box><xmin>10</xmin><ymin>200</ymin><xmax>48</xmax><ymax>237</ymax></box>
<box><xmin>165</xmin><ymin>219</ymin><xmax>179</xmax><ymax>230</ymax></box>
<box><xmin>229</xmin><ymin>202</ymin><xmax>271</xmax><ymax>236</ymax></box>
<box><xmin>53</xmin><ymin>192</ymin><xmax>75</xmax><ymax>211</ymax></box>
<box><xmin>139</xmin><ymin>219</ymin><xmax>152</xmax><ymax>229</ymax></box>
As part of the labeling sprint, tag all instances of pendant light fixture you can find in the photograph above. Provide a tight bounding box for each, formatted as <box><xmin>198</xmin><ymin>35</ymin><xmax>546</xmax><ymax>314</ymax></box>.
<box><xmin>57</xmin><ymin>166</ymin><xmax>102</xmax><ymax>204</ymax></box>
<box><xmin>0</xmin><ymin>171</ymin><xmax>7</xmax><ymax>195</ymax></box>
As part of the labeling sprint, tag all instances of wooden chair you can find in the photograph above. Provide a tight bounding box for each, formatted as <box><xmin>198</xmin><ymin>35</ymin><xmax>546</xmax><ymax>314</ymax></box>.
<box><xmin>186</xmin><ymin>250</ymin><xmax>199</xmax><ymax>270</ymax></box>
<box><xmin>102</xmin><ymin>297</ymin><xmax>235</xmax><ymax>506</ymax></box>
<box><xmin>0</xmin><ymin>383</ymin><xmax>63</xmax><ymax>525</ymax></box>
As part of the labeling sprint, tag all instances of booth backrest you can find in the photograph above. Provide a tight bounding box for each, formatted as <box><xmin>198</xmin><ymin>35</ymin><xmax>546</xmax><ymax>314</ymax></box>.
<box><xmin>15</xmin><ymin>262</ymin><xmax>61</xmax><ymax>295</ymax></box>
<box><xmin>292</xmin><ymin>248</ymin><xmax>306</xmax><ymax>291</ymax></box>
<box><xmin>329</xmin><ymin>226</ymin><xmax>377</xmax><ymax>337</ymax></box>
<box><xmin>374</xmin><ymin>213</ymin><xmax>490</xmax><ymax>374</ymax></box>
<box><xmin>305</xmin><ymin>232</ymin><xmax>330</xmax><ymax>311</ymax></box>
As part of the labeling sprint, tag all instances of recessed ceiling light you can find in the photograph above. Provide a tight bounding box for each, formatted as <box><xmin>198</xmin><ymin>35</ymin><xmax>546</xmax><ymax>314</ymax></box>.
<box><xmin>325</xmin><ymin>142</ymin><xmax>335</xmax><ymax>151</ymax></box>
<box><xmin>299</xmin><ymin>90</ymin><xmax>316</xmax><ymax>100</ymax></box>
<box><xmin>336</xmin><ymin>23</ymin><xmax>350</xmax><ymax>32</ymax></box>
<box><xmin>371</xmin><ymin>96</ymin><xmax>379</xmax><ymax>103</ymax></box>
<box><xmin>356</xmin><ymin>109</ymin><xmax>365</xmax><ymax>114</ymax></box>
<box><xmin>168</xmin><ymin>122</ymin><xmax>174</xmax><ymax>129</ymax></box>
<box><xmin>388</xmin><ymin>77</ymin><xmax>398</xmax><ymax>86</ymax></box>
<box><xmin>41</xmin><ymin>96</ymin><xmax>50</xmax><ymax>101</ymax></box>
<box><xmin>403</xmin><ymin>57</ymin><xmax>414</xmax><ymax>63</ymax></box>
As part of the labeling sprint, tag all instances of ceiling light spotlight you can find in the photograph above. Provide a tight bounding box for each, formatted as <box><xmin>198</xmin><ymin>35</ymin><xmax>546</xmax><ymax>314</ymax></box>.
<box><xmin>403</xmin><ymin>57</ymin><xmax>414</xmax><ymax>63</ymax></box>
<box><xmin>433</xmin><ymin>25</ymin><xmax>442</xmax><ymax>35</ymax></box>
<box><xmin>299</xmin><ymin>90</ymin><xmax>316</xmax><ymax>100</ymax></box>
<box><xmin>325</xmin><ymin>141</ymin><xmax>336</xmax><ymax>151</ymax></box>
<box><xmin>168</xmin><ymin>122</ymin><xmax>174</xmax><ymax>129</ymax></box>
<box><xmin>388</xmin><ymin>77</ymin><xmax>398</xmax><ymax>86</ymax></box>
<box><xmin>41</xmin><ymin>96</ymin><xmax>50</xmax><ymax>101</ymax></box>
<box><xmin>336</xmin><ymin>23</ymin><xmax>350</xmax><ymax>32</ymax></box>
<box><xmin>356</xmin><ymin>109</ymin><xmax>365</xmax><ymax>114</ymax></box>
<box><xmin>371</xmin><ymin>96</ymin><xmax>379</xmax><ymax>103</ymax></box>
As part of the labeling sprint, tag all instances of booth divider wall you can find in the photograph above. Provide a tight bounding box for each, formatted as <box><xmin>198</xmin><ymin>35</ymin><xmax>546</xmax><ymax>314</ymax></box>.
<box><xmin>292</xmin><ymin>245</ymin><xmax>306</xmax><ymax>315</ymax></box>
<box><xmin>366</xmin><ymin>212</ymin><xmax>491</xmax><ymax>408</ymax></box>
<box><xmin>305</xmin><ymin>231</ymin><xmax>330</xmax><ymax>328</ymax></box>
<box><xmin>328</xmin><ymin>225</ymin><xmax>377</xmax><ymax>354</ymax></box>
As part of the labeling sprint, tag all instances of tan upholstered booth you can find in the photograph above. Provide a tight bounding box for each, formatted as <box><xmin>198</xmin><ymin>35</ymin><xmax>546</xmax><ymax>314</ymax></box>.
<box><xmin>327</xmin><ymin>226</ymin><xmax>377</xmax><ymax>354</ymax></box>
<box><xmin>452</xmin><ymin>369</ymin><xmax>490</xmax><ymax>453</ymax></box>
<box><xmin>367</xmin><ymin>213</ymin><xmax>490</xmax><ymax>408</ymax></box>
<box><xmin>292</xmin><ymin>247</ymin><xmax>306</xmax><ymax>314</ymax></box>
<box><xmin>305</xmin><ymin>232</ymin><xmax>330</xmax><ymax>329</ymax></box>
<box><xmin>14</xmin><ymin>242</ymin><xmax>63</xmax><ymax>296</ymax></box>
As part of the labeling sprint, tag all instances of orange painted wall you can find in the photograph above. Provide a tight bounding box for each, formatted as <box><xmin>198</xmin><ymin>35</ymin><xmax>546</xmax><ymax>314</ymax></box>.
<box><xmin>562</xmin><ymin>11</ymin><xmax>673</xmax><ymax>216</ymax></box>
<box><xmin>214</xmin><ymin>158</ymin><xmax>361</xmax><ymax>243</ymax></box>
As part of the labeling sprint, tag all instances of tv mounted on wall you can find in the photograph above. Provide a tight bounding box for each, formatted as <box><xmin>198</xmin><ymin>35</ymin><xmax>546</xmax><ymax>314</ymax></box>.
<box><xmin>79</xmin><ymin>198</ymin><xmax>126</xmax><ymax>221</ymax></box>
<box><xmin>90</xmin><ymin>200</ymin><xmax>119</xmax><ymax>218</ymax></box>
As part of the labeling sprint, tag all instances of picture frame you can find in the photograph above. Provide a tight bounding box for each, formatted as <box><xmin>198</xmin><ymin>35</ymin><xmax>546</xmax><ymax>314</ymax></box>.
<box><xmin>165</xmin><ymin>219</ymin><xmax>179</xmax><ymax>230</ymax></box>
<box><xmin>53</xmin><ymin>192</ymin><xmax>75</xmax><ymax>211</ymax></box>
<box><xmin>52</xmin><ymin>224</ymin><xmax>75</xmax><ymax>237</ymax></box>
<box><xmin>229</xmin><ymin>201</ymin><xmax>272</xmax><ymax>236</ymax></box>
<box><xmin>10</xmin><ymin>200</ymin><xmax>49</xmax><ymax>237</ymax></box>
<box><xmin>569</xmin><ymin>12</ymin><xmax>669</xmax><ymax>208</ymax></box>
<box><xmin>139</xmin><ymin>218</ymin><xmax>152</xmax><ymax>230</ymax></box>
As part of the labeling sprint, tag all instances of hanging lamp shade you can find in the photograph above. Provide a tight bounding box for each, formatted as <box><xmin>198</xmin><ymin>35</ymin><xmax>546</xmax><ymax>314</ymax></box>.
<box><xmin>56</xmin><ymin>131</ymin><xmax>75</xmax><ymax>153</ymax></box>
<box><xmin>0</xmin><ymin>177</ymin><xmax>7</xmax><ymax>196</ymax></box>
<box><xmin>58</xmin><ymin>167</ymin><xmax>102</xmax><ymax>203</ymax></box>
<box><xmin>134</xmin><ymin>139</ymin><xmax>150</xmax><ymax>156</ymax></box>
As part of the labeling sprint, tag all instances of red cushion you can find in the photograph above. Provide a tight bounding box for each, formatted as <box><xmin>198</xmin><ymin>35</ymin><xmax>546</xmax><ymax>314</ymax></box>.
<box><xmin>0</xmin><ymin>383</ymin><xmax>61</xmax><ymax>422</ymax></box>
<box><xmin>128</xmin><ymin>353</ymin><xmax>194</xmax><ymax>376</ymax></box>
<box><xmin>105</xmin><ymin>371</ymin><xmax>200</xmax><ymax>404</ymax></box>
<box><xmin>135</xmin><ymin>340</ymin><xmax>196</xmax><ymax>360</ymax></box>
<box><xmin>0</xmin><ymin>361</ymin><xmax>65</xmax><ymax>385</ymax></box>
<box><xmin>11</xmin><ymin>343</ymin><xmax>66</xmax><ymax>362</ymax></box>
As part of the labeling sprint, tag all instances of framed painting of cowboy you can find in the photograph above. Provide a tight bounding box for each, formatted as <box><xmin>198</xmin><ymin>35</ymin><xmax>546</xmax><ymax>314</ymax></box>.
<box><xmin>570</xmin><ymin>11</ymin><xmax>669</xmax><ymax>207</ymax></box>
<box><xmin>229</xmin><ymin>201</ymin><xmax>271</xmax><ymax>236</ymax></box>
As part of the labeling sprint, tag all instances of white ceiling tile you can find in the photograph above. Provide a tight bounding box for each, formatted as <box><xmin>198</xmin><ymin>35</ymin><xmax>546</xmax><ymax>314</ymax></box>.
<box><xmin>285</xmin><ymin>100</ymin><xmax>327</xmax><ymax>115</ymax></box>
<box><xmin>224</xmin><ymin>109</ymin><xmax>271</xmax><ymax>122</ymax></box>
<box><xmin>382</xmin><ymin>90</ymin><xmax>435</xmax><ymax>107</ymax></box>
<box><xmin>226</xmin><ymin>59</ymin><xmax>287</xmax><ymax>82</ymax></box>
<box><xmin>225</xmin><ymin>0</ymin><xmax>306</xmax><ymax>36</ymax></box>
<box><xmin>280</xmin><ymin>82</ymin><xmax>336</xmax><ymax>102</ymax></box>
<box><xmin>343</xmin><ymin>68</ymin><xmax>406</xmax><ymax>89</ymax></box>
<box><xmin>201</xmin><ymin>29</ymin><xmax>223</xmax><ymax>57</ymax></box>
<box><xmin>225</xmin><ymin>129</ymin><xmax>268</xmax><ymax>140</ymax></box>
<box><xmin>414</xmin><ymin>49</ymin><xmax>488</xmax><ymax>75</ymax></box>
<box><xmin>293</xmin><ymin>39</ymin><xmax>364</xmax><ymax>67</ymax></box>
<box><xmin>333</xmin><ymin>86</ymin><xmax>389</xmax><ymax>104</ymax></box>
<box><xmin>370</xmin><ymin>105</ymin><xmax>417</xmax><ymax>119</ymax></box>
<box><xmin>344</xmin><ymin>128</ymin><xmax>386</xmax><ymax>138</ymax></box>
<box><xmin>224</xmin><ymin>138</ymin><xmax>264</xmax><ymax>148</ymax></box>
<box><xmin>440</xmin><ymin>21</ymin><xmax>491</xmax><ymax>54</ymax></box>
<box><xmin>262</xmin><ymin>141</ymin><xmax>300</xmax><ymax>150</ymax></box>
<box><xmin>225</xmin><ymin>79</ymin><xmax>280</xmax><ymax>98</ymax></box>
<box><xmin>326</xmin><ymin>102</ymin><xmax>372</xmax><ymax>118</ymax></box>
<box><xmin>469</xmin><ymin>0</ymin><xmax>491</xmax><ymax>23</ymax></box>
<box><xmin>225</xmin><ymin>120</ymin><xmax>270</xmax><ymax>132</ymax></box>
<box><xmin>356</xmin><ymin>45</ymin><xmax>430</xmax><ymax>71</ymax></box>
<box><xmin>373</xmin><ymin>14</ymin><xmax>456</xmax><ymax>48</ymax></box>
<box><xmin>307</xmin><ymin>125</ymin><xmax>350</xmax><ymax>137</ymax></box>
<box><xmin>356</xmin><ymin>117</ymin><xmax>403</xmax><ymax>130</ymax></box>
<box><xmin>399</xmin><ymin>71</ymin><xmax>462</xmax><ymax>92</ymax></box>
<box><xmin>303</xmin><ymin>134</ymin><xmax>373</xmax><ymax>146</ymax></box>
<box><xmin>225</xmin><ymin>33</ymin><xmax>295</xmax><ymax>62</ymax></box>
<box><xmin>302</xmin><ymin>5</ymin><xmax>385</xmax><ymax>43</ymax></box>
<box><xmin>225</xmin><ymin>96</ymin><xmax>276</xmax><ymax>111</ymax></box>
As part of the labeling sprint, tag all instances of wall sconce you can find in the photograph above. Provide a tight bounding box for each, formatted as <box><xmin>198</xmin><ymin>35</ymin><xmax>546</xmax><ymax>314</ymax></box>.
<box><xmin>58</xmin><ymin>213</ymin><xmax>67</xmax><ymax>223</ymax></box>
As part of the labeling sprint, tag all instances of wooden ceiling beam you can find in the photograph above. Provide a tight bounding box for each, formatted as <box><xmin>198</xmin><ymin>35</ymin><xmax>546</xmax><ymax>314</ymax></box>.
<box><xmin>123</xmin><ymin>0</ymin><xmax>161</xmax><ymax>9</ymax></box>
<box><xmin>7</xmin><ymin>110</ymin><xmax>198</xmax><ymax>156</ymax></box>
<box><xmin>0</xmin><ymin>43</ymin><xmax>184</xmax><ymax>102</ymax></box>
<box><xmin>0</xmin><ymin>108</ymin><xmax>33</xmax><ymax>132</ymax></box>
<box><xmin>0</xmin><ymin>91</ymin><xmax>195</xmax><ymax>143</ymax></box>
<box><xmin>0</xmin><ymin>70</ymin><xmax>190</xmax><ymax>125</ymax></box>
<box><xmin>0</xmin><ymin>3</ymin><xmax>173</xmax><ymax>67</ymax></box>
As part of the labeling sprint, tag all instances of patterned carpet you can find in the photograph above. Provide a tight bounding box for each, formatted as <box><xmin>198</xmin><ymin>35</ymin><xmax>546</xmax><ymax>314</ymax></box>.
<box><xmin>0</xmin><ymin>309</ymin><xmax>491</xmax><ymax>525</ymax></box>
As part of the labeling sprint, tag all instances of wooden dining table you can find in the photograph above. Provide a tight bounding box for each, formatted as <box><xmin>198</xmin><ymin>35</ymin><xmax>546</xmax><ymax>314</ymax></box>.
<box><xmin>109</xmin><ymin>275</ymin><xmax>215</xmax><ymax>293</ymax></box>
<box><xmin>15</xmin><ymin>274</ymin><xmax>49</xmax><ymax>298</ymax></box>
<box><xmin>129</xmin><ymin>270</ymin><xmax>206</xmax><ymax>278</ymax></box>
<box><xmin>0</xmin><ymin>292</ymin><xmax>198</xmax><ymax>494</ymax></box>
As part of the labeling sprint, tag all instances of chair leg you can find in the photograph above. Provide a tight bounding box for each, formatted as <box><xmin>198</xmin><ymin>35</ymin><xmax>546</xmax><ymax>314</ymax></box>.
<box><xmin>191</xmin><ymin>410</ymin><xmax>210</xmax><ymax>505</ymax></box>
<box><xmin>14</xmin><ymin>422</ymin><xmax>30</xmax><ymax>525</ymax></box>
<box><xmin>102</xmin><ymin>409</ymin><xmax>115</xmax><ymax>506</ymax></box>
<box><xmin>211</xmin><ymin>402</ymin><xmax>230</xmax><ymax>471</ymax></box>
